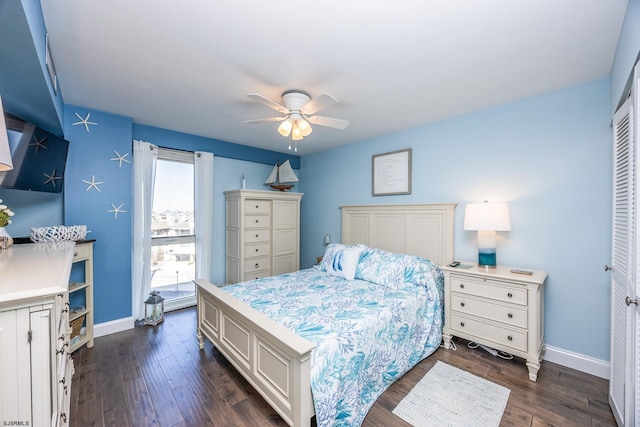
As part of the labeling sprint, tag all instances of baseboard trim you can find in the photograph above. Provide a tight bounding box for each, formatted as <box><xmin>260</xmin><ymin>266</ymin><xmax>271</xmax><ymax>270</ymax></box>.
<box><xmin>543</xmin><ymin>345</ymin><xmax>609</xmax><ymax>379</ymax></box>
<box><xmin>94</xmin><ymin>316</ymin><xmax>135</xmax><ymax>338</ymax></box>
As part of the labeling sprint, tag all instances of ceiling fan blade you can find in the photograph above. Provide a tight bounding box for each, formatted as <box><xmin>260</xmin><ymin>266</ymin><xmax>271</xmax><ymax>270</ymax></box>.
<box><xmin>307</xmin><ymin>115</ymin><xmax>349</xmax><ymax>129</ymax></box>
<box><xmin>247</xmin><ymin>94</ymin><xmax>289</xmax><ymax>114</ymax></box>
<box><xmin>300</xmin><ymin>92</ymin><xmax>337</xmax><ymax>115</ymax></box>
<box><xmin>244</xmin><ymin>117</ymin><xmax>286</xmax><ymax>124</ymax></box>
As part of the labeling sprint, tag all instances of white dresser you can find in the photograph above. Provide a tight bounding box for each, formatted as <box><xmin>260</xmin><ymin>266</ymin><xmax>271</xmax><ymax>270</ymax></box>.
<box><xmin>225</xmin><ymin>190</ymin><xmax>303</xmax><ymax>284</ymax></box>
<box><xmin>0</xmin><ymin>242</ymin><xmax>76</xmax><ymax>426</ymax></box>
<box><xmin>440</xmin><ymin>263</ymin><xmax>547</xmax><ymax>381</ymax></box>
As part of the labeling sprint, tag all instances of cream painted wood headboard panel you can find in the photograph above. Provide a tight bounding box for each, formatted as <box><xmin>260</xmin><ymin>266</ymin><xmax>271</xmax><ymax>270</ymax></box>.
<box><xmin>341</xmin><ymin>203</ymin><xmax>457</xmax><ymax>266</ymax></box>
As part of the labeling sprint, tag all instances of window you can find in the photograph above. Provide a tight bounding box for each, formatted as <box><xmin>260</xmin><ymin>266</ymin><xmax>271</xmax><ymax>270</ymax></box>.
<box><xmin>150</xmin><ymin>148</ymin><xmax>196</xmax><ymax>310</ymax></box>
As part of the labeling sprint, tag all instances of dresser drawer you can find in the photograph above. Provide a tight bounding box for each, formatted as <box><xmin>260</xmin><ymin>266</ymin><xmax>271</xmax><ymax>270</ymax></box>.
<box><xmin>245</xmin><ymin>242</ymin><xmax>270</xmax><ymax>258</ymax></box>
<box><xmin>245</xmin><ymin>215</ymin><xmax>271</xmax><ymax>229</ymax></box>
<box><xmin>244</xmin><ymin>256</ymin><xmax>270</xmax><ymax>274</ymax></box>
<box><xmin>244</xmin><ymin>269</ymin><xmax>272</xmax><ymax>282</ymax></box>
<box><xmin>73</xmin><ymin>243</ymin><xmax>91</xmax><ymax>261</ymax></box>
<box><xmin>451</xmin><ymin>313</ymin><xmax>527</xmax><ymax>352</ymax></box>
<box><xmin>245</xmin><ymin>229</ymin><xmax>270</xmax><ymax>243</ymax></box>
<box><xmin>244</xmin><ymin>200</ymin><xmax>271</xmax><ymax>214</ymax></box>
<box><xmin>450</xmin><ymin>275</ymin><xmax>527</xmax><ymax>305</ymax></box>
<box><xmin>451</xmin><ymin>293</ymin><xmax>527</xmax><ymax>328</ymax></box>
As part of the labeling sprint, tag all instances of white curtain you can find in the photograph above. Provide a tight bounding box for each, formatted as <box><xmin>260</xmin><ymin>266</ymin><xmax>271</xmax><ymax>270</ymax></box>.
<box><xmin>132</xmin><ymin>140</ymin><xmax>158</xmax><ymax>321</ymax></box>
<box><xmin>194</xmin><ymin>151</ymin><xmax>214</xmax><ymax>281</ymax></box>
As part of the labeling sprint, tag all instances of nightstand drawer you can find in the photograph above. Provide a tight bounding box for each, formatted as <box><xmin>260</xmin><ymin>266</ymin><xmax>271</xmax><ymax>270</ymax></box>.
<box><xmin>245</xmin><ymin>215</ymin><xmax>271</xmax><ymax>229</ymax></box>
<box><xmin>245</xmin><ymin>200</ymin><xmax>271</xmax><ymax>214</ymax></box>
<box><xmin>451</xmin><ymin>313</ymin><xmax>527</xmax><ymax>352</ymax></box>
<box><xmin>451</xmin><ymin>293</ymin><xmax>527</xmax><ymax>328</ymax></box>
<box><xmin>451</xmin><ymin>275</ymin><xmax>527</xmax><ymax>305</ymax></box>
<box><xmin>73</xmin><ymin>243</ymin><xmax>91</xmax><ymax>261</ymax></box>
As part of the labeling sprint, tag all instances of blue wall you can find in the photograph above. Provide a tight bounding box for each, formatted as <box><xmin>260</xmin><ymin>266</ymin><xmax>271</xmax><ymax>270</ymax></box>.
<box><xmin>63</xmin><ymin>105</ymin><xmax>133</xmax><ymax>324</ymax></box>
<box><xmin>0</xmin><ymin>188</ymin><xmax>63</xmax><ymax>235</ymax></box>
<box><xmin>299</xmin><ymin>78</ymin><xmax>612</xmax><ymax>361</ymax></box>
<box><xmin>611</xmin><ymin>0</ymin><xmax>640</xmax><ymax>111</ymax></box>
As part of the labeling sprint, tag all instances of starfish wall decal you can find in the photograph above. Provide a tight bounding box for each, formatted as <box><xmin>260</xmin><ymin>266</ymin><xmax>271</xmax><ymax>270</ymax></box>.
<box><xmin>72</xmin><ymin>112</ymin><xmax>98</xmax><ymax>132</ymax></box>
<box><xmin>110</xmin><ymin>151</ymin><xmax>131</xmax><ymax>167</ymax></box>
<box><xmin>108</xmin><ymin>203</ymin><xmax>127</xmax><ymax>219</ymax></box>
<box><xmin>82</xmin><ymin>175</ymin><xmax>104</xmax><ymax>192</ymax></box>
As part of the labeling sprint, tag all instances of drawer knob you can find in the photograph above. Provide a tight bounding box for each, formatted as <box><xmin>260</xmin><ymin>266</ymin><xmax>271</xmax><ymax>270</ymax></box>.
<box><xmin>255</xmin><ymin>263</ymin><xmax>260</xmax><ymax>268</ymax></box>
<box><xmin>507</xmin><ymin>335</ymin><xmax>513</xmax><ymax>341</ymax></box>
<box><xmin>460</xmin><ymin>302</ymin><xmax>465</xmax><ymax>307</ymax></box>
<box><xmin>459</xmin><ymin>284</ymin><xmax>465</xmax><ymax>289</ymax></box>
<box><xmin>255</xmin><ymin>248</ymin><xmax>259</xmax><ymax>252</ymax></box>
<box><xmin>507</xmin><ymin>313</ymin><xmax>513</xmax><ymax>318</ymax></box>
<box><xmin>507</xmin><ymin>292</ymin><xmax>513</xmax><ymax>298</ymax></box>
<box><xmin>255</xmin><ymin>219</ymin><xmax>259</xmax><ymax>223</ymax></box>
<box><xmin>460</xmin><ymin>322</ymin><xmax>465</xmax><ymax>327</ymax></box>
<box><xmin>74</xmin><ymin>252</ymin><xmax>78</xmax><ymax>256</ymax></box>
<box><xmin>255</xmin><ymin>205</ymin><xmax>259</xmax><ymax>208</ymax></box>
<box><xmin>256</xmin><ymin>234</ymin><xmax>259</xmax><ymax>238</ymax></box>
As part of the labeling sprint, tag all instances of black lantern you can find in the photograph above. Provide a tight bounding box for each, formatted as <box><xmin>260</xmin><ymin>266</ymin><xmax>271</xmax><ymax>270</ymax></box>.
<box><xmin>144</xmin><ymin>290</ymin><xmax>165</xmax><ymax>326</ymax></box>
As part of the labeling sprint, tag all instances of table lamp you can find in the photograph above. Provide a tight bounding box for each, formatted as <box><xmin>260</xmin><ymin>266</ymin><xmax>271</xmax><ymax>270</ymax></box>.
<box><xmin>464</xmin><ymin>201</ymin><xmax>511</xmax><ymax>269</ymax></box>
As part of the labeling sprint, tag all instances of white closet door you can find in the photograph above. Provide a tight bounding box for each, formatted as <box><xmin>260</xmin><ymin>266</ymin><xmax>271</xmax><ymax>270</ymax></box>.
<box><xmin>610</xmin><ymin>94</ymin><xmax>636</xmax><ymax>427</ymax></box>
<box><xmin>633</xmin><ymin>63</ymin><xmax>640</xmax><ymax>427</ymax></box>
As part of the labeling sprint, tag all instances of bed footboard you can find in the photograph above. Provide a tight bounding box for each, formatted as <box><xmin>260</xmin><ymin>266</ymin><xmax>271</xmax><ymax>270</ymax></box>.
<box><xmin>195</xmin><ymin>279</ymin><xmax>316</xmax><ymax>427</ymax></box>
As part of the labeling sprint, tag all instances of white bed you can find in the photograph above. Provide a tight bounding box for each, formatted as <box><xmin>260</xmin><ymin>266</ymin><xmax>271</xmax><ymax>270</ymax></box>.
<box><xmin>195</xmin><ymin>203</ymin><xmax>456</xmax><ymax>426</ymax></box>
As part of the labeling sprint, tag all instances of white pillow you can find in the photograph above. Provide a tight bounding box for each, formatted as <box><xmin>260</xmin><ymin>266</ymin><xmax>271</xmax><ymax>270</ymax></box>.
<box><xmin>325</xmin><ymin>246</ymin><xmax>364</xmax><ymax>281</ymax></box>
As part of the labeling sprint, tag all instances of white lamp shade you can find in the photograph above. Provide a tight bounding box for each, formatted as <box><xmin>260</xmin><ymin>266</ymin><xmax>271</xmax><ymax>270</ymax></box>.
<box><xmin>0</xmin><ymin>95</ymin><xmax>13</xmax><ymax>172</ymax></box>
<box><xmin>464</xmin><ymin>202</ymin><xmax>511</xmax><ymax>231</ymax></box>
<box><xmin>278</xmin><ymin>118</ymin><xmax>293</xmax><ymax>137</ymax></box>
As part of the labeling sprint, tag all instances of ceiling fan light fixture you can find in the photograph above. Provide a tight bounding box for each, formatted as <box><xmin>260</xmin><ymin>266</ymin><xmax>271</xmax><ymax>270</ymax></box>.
<box><xmin>291</xmin><ymin>121</ymin><xmax>304</xmax><ymax>140</ymax></box>
<box><xmin>298</xmin><ymin>118</ymin><xmax>312</xmax><ymax>136</ymax></box>
<box><xmin>278</xmin><ymin>118</ymin><xmax>293</xmax><ymax>137</ymax></box>
<box><xmin>246</xmin><ymin>90</ymin><xmax>349</xmax><ymax>149</ymax></box>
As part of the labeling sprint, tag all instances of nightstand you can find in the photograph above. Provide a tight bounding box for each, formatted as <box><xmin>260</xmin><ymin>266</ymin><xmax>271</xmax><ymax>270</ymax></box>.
<box><xmin>440</xmin><ymin>263</ymin><xmax>547</xmax><ymax>381</ymax></box>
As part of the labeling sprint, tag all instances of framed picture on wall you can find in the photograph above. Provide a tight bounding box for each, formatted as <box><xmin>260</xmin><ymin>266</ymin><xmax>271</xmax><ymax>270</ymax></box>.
<box><xmin>372</xmin><ymin>148</ymin><xmax>412</xmax><ymax>196</ymax></box>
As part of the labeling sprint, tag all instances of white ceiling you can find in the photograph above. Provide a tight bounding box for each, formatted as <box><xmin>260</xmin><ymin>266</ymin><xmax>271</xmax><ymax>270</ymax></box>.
<box><xmin>40</xmin><ymin>1</ymin><xmax>627</xmax><ymax>156</ymax></box>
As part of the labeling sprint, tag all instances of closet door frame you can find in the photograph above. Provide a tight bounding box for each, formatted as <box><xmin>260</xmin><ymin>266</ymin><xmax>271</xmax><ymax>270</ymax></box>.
<box><xmin>610</xmin><ymin>62</ymin><xmax>640</xmax><ymax>427</ymax></box>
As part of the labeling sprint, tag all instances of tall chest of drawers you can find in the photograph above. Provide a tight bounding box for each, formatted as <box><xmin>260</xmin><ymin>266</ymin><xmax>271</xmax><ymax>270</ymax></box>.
<box><xmin>225</xmin><ymin>190</ymin><xmax>303</xmax><ymax>284</ymax></box>
<box><xmin>441</xmin><ymin>263</ymin><xmax>547</xmax><ymax>381</ymax></box>
<box><xmin>0</xmin><ymin>242</ymin><xmax>76</xmax><ymax>426</ymax></box>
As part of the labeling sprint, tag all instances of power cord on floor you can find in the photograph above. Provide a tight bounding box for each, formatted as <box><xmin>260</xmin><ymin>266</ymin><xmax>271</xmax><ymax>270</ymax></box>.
<box><xmin>467</xmin><ymin>341</ymin><xmax>513</xmax><ymax>360</ymax></box>
<box><xmin>440</xmin><ymin>338</ymin><xmax>457</xmax><ymax>350</ymax></box>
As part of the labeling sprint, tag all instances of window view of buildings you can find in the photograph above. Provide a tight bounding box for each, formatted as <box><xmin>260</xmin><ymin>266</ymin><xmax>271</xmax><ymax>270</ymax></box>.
<box><xmin>150</xmin><ymin>155</ymin><xmax>196</xmax><ymax>303</ymax></box>
<box><xmin>150</xmin><ymin>209</ymin><xmax>196</xmax><ymax>300</ymax></box>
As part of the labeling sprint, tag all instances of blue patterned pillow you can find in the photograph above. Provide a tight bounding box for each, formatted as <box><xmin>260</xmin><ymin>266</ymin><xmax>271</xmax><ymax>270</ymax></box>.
<box><xmin>316</xmin><ymin>243</ymin><xmax>365</xmax><ymax>281</ymax></box>
<box><xmin>355</xmin><ymin>247</ymin><xmax>405</xmax><ymax>287</ymax></box>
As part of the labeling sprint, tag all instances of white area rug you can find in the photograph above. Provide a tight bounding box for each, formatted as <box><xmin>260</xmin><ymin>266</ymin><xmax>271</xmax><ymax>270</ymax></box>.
<box><xmin>392</xmin><ymin>361</ymin><xmax>510</xmax><ymax>427</ymax></box>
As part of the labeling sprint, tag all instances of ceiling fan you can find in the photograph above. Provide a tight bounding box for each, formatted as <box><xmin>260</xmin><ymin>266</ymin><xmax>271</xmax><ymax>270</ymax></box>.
<box><xmin>245</xmin><ymin>90</ymin><xmax>349</xmax><ymax>151</ymax></box>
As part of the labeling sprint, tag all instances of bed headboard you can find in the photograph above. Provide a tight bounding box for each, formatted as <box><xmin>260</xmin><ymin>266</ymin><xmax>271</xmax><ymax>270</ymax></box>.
<box><xmin>341</xmin><ymin>203</ymin><xmax>456</xmax><ymax>266</ymax></box>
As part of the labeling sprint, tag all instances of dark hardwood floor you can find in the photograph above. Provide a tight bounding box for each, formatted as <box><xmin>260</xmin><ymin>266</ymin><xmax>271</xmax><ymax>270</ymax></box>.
<box><xmin>69</xmin><ymin>307</ymin><xmax>616</xmax><ymax>427</ymax></box>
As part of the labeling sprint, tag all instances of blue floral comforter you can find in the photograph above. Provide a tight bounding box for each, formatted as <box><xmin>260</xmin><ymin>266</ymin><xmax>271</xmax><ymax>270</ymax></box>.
<box><xmin>224</xmin><ymin>255</ymin><xmax>443</xmax><ymax>427</ymax></box>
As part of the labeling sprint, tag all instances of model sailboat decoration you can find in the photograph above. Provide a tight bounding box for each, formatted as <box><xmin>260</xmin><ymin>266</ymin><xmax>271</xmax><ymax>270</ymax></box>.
<box><xmin>264</xmin><ymin>160</ymin><xmax>299</xmax><ymax>191</ymax></box>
